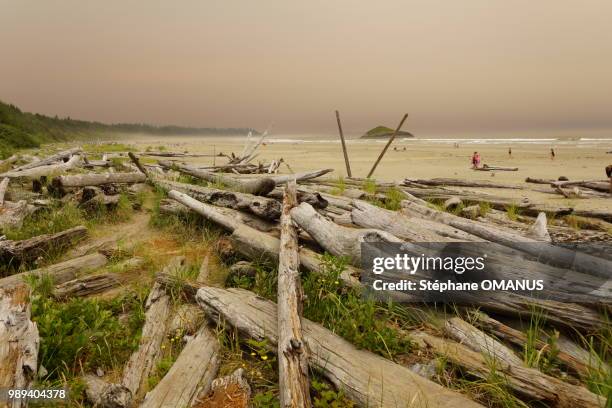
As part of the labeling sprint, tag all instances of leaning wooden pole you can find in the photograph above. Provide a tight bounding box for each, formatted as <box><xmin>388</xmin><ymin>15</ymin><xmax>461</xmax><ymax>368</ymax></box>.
<box><xmin>277</xmin><ymin>181</ymin><xmax>311</xmax><ymax>407</ymax></box>
<box><xmin>366</xmin><ymin>113</ymin><xmax>408</xmax><ymax>178</ymax></box>
<box><xmin>335</xmin><ymin>110</ymin><xmax>352</xmax><ymax>178</ymax></box>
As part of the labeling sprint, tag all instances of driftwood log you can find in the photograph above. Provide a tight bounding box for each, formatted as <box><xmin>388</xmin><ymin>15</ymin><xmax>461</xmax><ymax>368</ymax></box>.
<box><xmin>413</xmin><ymin>331</ymin><xmax>603</xmax><ymax>407</ymax></box>
<box><xmin>0</xmin><ymin>285</ymin><xmax>39</xmax><ymax>408</ymax></box>
<box><xmin>290</xmin><ymin>202</ymin><xmax>402</xmax><ymax>265</ymax></box>
<box><xmin>52</xmin><ymin>172</ymin><xmax>146</xmax><ymax>189</ymax></box>
<box><xmin>0</xmin><ymin>252</ymin><xmax>108</xmax><ymax>290</ymax></box>
<box><xmin>121</xmin><ymin>278</ymin><xmax>172</xmax><ymax>398</ymax></box>
<box><xmin>196</xmin><ymin>286</ymin><xmax>483</xmax><ymax>408</ymax></box>
<box><xmin>165</xmin><ymin>191</ymin><xmax>361</xmax><ymax>287</ymax></box>
<box><xmin>140</xmin><ymin>324</ymin><xmax>220</xmax><ymax>408</ymax></box>
<box><xmin>158</xmin><ymin>179</ymin><xmax>281</xmax><ymax>220</ymax></box>
<box><xmin>404</xmin><ymin>178</ymin><xmax>522</xmax><ymax>189</ymax></box>
<box><xmin>10</xmin><ymin>147</ymin><xmax>82</xmax><ymax>172</ymax></box>
<box><xmin>277</xmin><ymin>182</ymin><xmax>311</xmax><ymax>407</ymax></box>
<box><xmin>401</xmin><ymin>196</ymin><xmax>612</xmax><ymax>278</ymax></box>
<box><xmin>0</xmin><ymin>226</ymin><xmax>88</xmax><ymax>267</ymax></box>
<box><xmin>159</xmin><ymin>161</ymin><xmax>275</xmax><ymax>196</ymax></box>
<box><xmin>0</xmin><ymin>155</ymin><xmax>81</xmax><ymax>179</ymax></box>
<box><xmin>0</xmin><ymin>178</ymin><xmax>8</xmax><ymax>206</ymax></box>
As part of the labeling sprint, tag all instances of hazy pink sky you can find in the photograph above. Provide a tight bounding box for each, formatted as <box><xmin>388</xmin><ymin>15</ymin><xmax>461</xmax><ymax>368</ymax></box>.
<box><xmin>1</xmin><ymin>1</ymin><xmax>611</xmax><ymax>136</ymax></box>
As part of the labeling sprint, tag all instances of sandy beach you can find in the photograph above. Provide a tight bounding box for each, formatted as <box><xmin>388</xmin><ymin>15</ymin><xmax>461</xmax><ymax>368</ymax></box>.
<box><xmin>123</xmin><ymin>134</ymin><xmax>612</xmax><ymax>213</ymax></box>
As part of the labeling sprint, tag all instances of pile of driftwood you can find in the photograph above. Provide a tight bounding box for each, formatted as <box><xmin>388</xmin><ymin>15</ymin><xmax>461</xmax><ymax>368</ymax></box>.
<box><xmin>1</xmin><ymin>145</ymin><xmax>610</xmax><ymax>407</ymax></box>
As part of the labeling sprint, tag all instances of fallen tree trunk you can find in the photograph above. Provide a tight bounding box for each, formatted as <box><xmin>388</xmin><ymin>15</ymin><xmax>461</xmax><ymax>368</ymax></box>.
<box><xmin>277</xmin><ymin>182</ymin><xmax>311</xmax><ymax>407</ymax></box>
<box><xmin>0</xmin><ymin>200</ymin><xmax>29</xmax><ymax>231</ymax></box>
<box><xmin>140</xmin><ymin>324</ymin><xmax>220</xmax><ymax>408</ymax></box>
<box><xmin>0</xmin><ymin>285</ymin><xmax>39</xmax><ymax>408</ymax></box>
<box><xmin>290</xmin><ymin>202</ymin><xmax>402</xmax><ymax>265</ymax></box>
<box><xmin>10</xmin><ymin>147</ymin><xmax>82</xmax><ymax>172</ymax></box>
<box><xmin>196</xmin><ymin>286</ymin><xmax>483</xmax><ymax>408</ymax></box>
<box><xmin>0</xmin><ymin>178</ymin><xmax>8</xmax><ymax>206</ymax></box>
<box><xmin>121</xmin><ymin>259</ymin><xmax>176</xmax><ymax>398</ymax></box>
<box><xmin>165</xmin><ymin>191</ymin><xmax>361</xmax><ymax>287</ymax></box>
<box><xmin>159</xmin><ymin>179</ymin><xmax>281</xmax><ymax>220</ymax></box>
<box><xmin>53</xmin><ymin>273</ymin><xmax>122</xmax><ymax>299</ymax></box>
<box><xmin>0</xmin><ymin>226</ymin><xmax>88</xmax><ymax>268</ymax></box>
<box><xmin>0</xmin><ymin>252</ymin><xmax>108</xmax><ymax>289</ymax></box>
<box><xmin>401</xmin><ymin>197</ymin><xmax>612</xmax><ymax>278</ymax></box>
<box><xmin>159</xmin><ymin>161</ymin><xmax>275</xmax><ymax>196</ymax></box>
<box><xmin>0</xmin><ymin>155</ymin><xmax>81</xmax><ymax>179</ymax></box>
<box><xmin>413</xmin><ymin>331</ymin><xmax>603</xmax><ymax>407</ymax></box>
<box><xmin>350</xmin><ymin>199</ymin><xmax>482</xmax><ymax>242</ymax></box>
<box><xmin>469</xmin><ymin>311</ymin><xmax>600</xmax><ymax>376</ymax></box>
<box><xmin>0</xmin><ymin>155</ymin><xmax>18</xmax><ymax>168</ymax></box>
<box><xmin>404</xmin><ymin>178</ymin><xmax>522</xmax><ymax>189</ymax></box>
<box><xmin>255</xmin><ymin>168</ymin><xmax>334</xmax><ymax>185</ymax></box>
<box><xmin>52</xmin><ymin>171</ymin><xmax>146</xmax><ymax>189</ymax></box>
<box><xmin>551</xmin><ymin>179</ymin><xmax>610</xmax><ymax>193</ymax></box>
<box><xmin>475</xmin><ymin>165</ymin><xmax>518</xmax><ymax>171</ymax></box>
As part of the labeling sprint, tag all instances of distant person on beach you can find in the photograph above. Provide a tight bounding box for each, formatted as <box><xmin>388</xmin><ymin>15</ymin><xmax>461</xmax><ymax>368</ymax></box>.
<box><xmin>550</xmin><ymin>148</ymin><xmax>556</xmax><ymax>160</ymax></box>
<box><xmin>606</xmin><ymin>164</ymin><xmax>612</xmax><ymax>193</ymax></box>
<box><xmin>471</xmin><ymin>152</ymin><xmax>481</xmax><ymax>168</ymax></box>
<box><xmin>508</xmin><ymin>147</ymin><xmax>512</xmax><ymax>158</ymax></box>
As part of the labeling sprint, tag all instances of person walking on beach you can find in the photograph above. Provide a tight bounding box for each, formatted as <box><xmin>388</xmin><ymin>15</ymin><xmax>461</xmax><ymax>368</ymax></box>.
<box><xmin>550</xmin><ymin>148</ymin><xmax>556</xmax><ymax>160</ymax></box>
<box><xmin>606</xmin><ymin>164</ymin><xmax>612</xmax><ymax>194</ymax></box>
<box><xmin>508</xmin><ymin>147</ymin><xmax>512</xmax><ymax>158</ymax></box>
<box><xmin>471</xmin><ymin>151</ymin><xmax>481</xmax><ymax>168</ymax></box>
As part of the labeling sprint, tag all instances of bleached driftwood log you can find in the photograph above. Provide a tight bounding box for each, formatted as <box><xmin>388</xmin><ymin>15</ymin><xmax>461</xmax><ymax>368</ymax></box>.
<box><xmin>0</xmin><ymin>178</ymin><xmax>8</xmax><ymax>206</ymax></box>
<box><xmin>404</xmin><ymin>178</ymin><xmax>522</xmax><ymax>189</ymax></box>
<box><xmin>526</xmin><ymin>212</ymin><xmax>551</xmax><ymax>242</ymax></box>
<box><xmin>350</xmin><ymin>199</ymin><xmax>481</xmax><ymax>242</ymax></box>
<box><xmin>10</xmin><ymin>147</ymin><xmax>82</xmax><ymax>172</ymax></box>
<box><xmin>52</xmin><ymin>172</ymin><xmax>146</xmax><ymax>189</ymax></box>
<box><xmin>157</xmin><ymin>179</ymin><xmax>281</xmax><ymax>220</ymax></box>
<box><xmin>159</xmin><ymin>161</ymin><xmax>275</xmax><ymax>196</ymax></box>
<box><xmin>0</xmin><ymin>285</ymin><xmax>39</xmax><ymax>408</ymax></box>
<box><xmin>290</xmin><ymin>202</ymin><xmax>402</xmax><ymax>265</ymax></box>
<box><xmin>53</xmin><ymin>273</ymin><xmax>122</xmax><ymax>299</ymax></box>
<box><xmin>444</xmin><ymin>317</ymin><xmax>523</xmax><ymax>367</ymax></box>
<box><xmin>551</xmin><ymin>179</ymin><xmax>610</xmax><ymax>193</ymax></box>
<box><xmin>0</xmin><ymin>226</ymin><xmax>87</xmax><ymax>266</ymax></box>
<box><xmin>0</xmin><ymin>252</ymin><xmax>108</xmax><ymax>289</ymax></box>
<box><xmin>196</xmin><ymin>286</ymin><xmax>483</xmax><ymax>408</ymax></box>
<box><xmin>413</xmin><ymin>331</ymin><xmax>603</xmax><ymax>408</ymax></box>
<box><xmin>469</xmin><ymin>311</ymin><xmax>602</xmax><ymax>376</ymax></box>
<box><xmin>401</xmin><ymin>196</ymin><xmax>612</xmax><ymax>278</ymax></box>
<box><xmin>121</xmin><ymin>258</ymin><xmax>180</xmax><ymax>398</ymax></box>
<box><xmin>0</xmin><ymin>155</ymin><xmax>81</xmax><ymax>179</ymax></box>
<box><xmin>257</xmin><ymin>168</ymin><xmax>334</xmax><ymax>185</ymax></box>
<box><xmin>83</xmin><ymin>374</ymin><xmax>131</xmax><ymax>408</ymax></box>
<box><xmin>277</xmin><ymin>182</ymin><xmax>311</xmax><ymax>407</ymax></box>
<box><xmin>0</xmin><ymin>200</ymin><xmax>29</xmax><ymax>231</ymax></box>
<box><xmin>140</xmin><ymin>324</ymin><xmax>220</xmax><ymax>408</ymax></box>
<box><xmin>166</xmin><ymin>190</ymin><xmax>361</xmax><ymax>288</ymax></box>
<box><xmin>0</xmin><ymin>155</ymin><xmax>18</xmax><ymax>168</ymax></box>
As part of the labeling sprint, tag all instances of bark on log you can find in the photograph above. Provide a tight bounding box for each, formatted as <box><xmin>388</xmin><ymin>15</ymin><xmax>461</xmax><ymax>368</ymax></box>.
<box><xmin>0</xmin><ymin>226</ymin><xmax>88</xmax><ymax>267</ymax></box>
<box><xmin>0</xmin><ymin>155</ymin><xmax>81</xmax><ymax>179</ymax></box>
<box><xmin>53</xmin><ymin>273</ymin><xmax>122</xmax><ymax>299</ymax></box>
<box><xmin>159</xmin><ymin>161</ymin><xmax>275</xmax><ymax>196</ymax></box>
<box><xmin>83</xmin><ymin>374</ymin><xmax>131</xmax><ymax>408</ymax></box>
<box><xmin>277</xmin><ymin>182</ymin><xmax>311</xmax><ymax>407</ymax></box>
<box><xmin>140</xmin><ymin>324</ymin><xmax>220</xmax><ymax>408</ymax></box>
<box><xmin>193</xmin><ymin>368</ymin><xmax>250</xmax><ymax>408</ymax></box>
<box><xmin>0</xmin><ymin>201</ymin><xmax>29</xmax><ymax>232</ymax></box>
<box><xmin>0</xmin><ymin>285</ymin><xmax>39</xmax><ymax>408</ymax></box>
<box><xmin>159</xmin><ymin>180</ymin><xmax>281</xmax><ymax>220</ymax></box>
<box><xmin>52</xmin><ymin>172</ymin><xmax>146</xmax><ymax>189</ymax></box>
<box><xmin>413</xmin><ymin>331</ymin><xmax>603</xmax><ymax>407</ymax></box>
<box><xmin>196</xmin><ymin>286</ymin><xmax>483</xmax><ymax>408</ymax></box>
<box><xmin>0</xmin><ymin>178</ymin><xmax>8</xmax><ymax>207</ymax></box>
<box><xmin>10</xmin><ymin>148</ymin><xmax>82</xmax><ymax>172</ymax></box>
<box><xmin>290</xmin><ymin>202</ymin><xmax>402</xmax><ymax>265</ymax></box>
<box><xmin>0</xmin><ymin>252</ymin><xmax>108</xmax><ymax>290</ymax></box>
<box><xmin>121</xmin><ymin>281</ymin><xmax>172</xmax><ymax>397</ymax></box>
<box><xmin>401</xmin><ymin>197</ymin><xmax>612</xmax><ymax>278</ymax></box>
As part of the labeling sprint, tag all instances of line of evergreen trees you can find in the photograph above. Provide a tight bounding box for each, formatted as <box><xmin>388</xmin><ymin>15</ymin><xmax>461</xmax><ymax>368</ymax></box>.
<box><xmin>0</xmin><ymin>100</ymin><xmax>257</xmax><ymax>158</ymax></box>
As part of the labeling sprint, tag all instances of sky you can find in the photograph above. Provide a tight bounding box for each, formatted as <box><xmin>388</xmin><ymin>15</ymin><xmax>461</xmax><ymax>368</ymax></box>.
<box><xmin>1</xmin><ymin>0</ymin><xmax>611</xmax><ymax>136</ymax></box>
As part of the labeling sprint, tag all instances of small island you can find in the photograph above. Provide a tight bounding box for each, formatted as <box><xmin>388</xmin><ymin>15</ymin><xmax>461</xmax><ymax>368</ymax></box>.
<box><xmin>360</xmin><ymin>125</ymin><xmax>414</xmax><ymax>139</ymax></box>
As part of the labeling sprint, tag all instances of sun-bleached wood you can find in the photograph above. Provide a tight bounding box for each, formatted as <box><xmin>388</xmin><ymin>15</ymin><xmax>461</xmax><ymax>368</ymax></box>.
<box><xmin>277</xmin><ymin>181</ymin><xmax>311</xmax><ymax>407</ymax></box>
<box><xmin>139</xmin><ymin>324</ymin><xmax>220</xmax><ymax>408</ymax></box>
<box><xmin>83</xmin><ymin>374</ymin><xmax>131</xmax><ymax>408</ymax></box>
<box><xmin>0</xmin><ymin>285</ymin><xmax>39</xmax><ymax>408</ymax></box>
<box><xmin>52</xmin><ymin>171</ymin><xmax>146</xmax><ymax>188</ymax></box>
<box><xmin>196</xmin><ymin>286</ymin><xmax>483</xmax><ymax>408</ymax></box>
